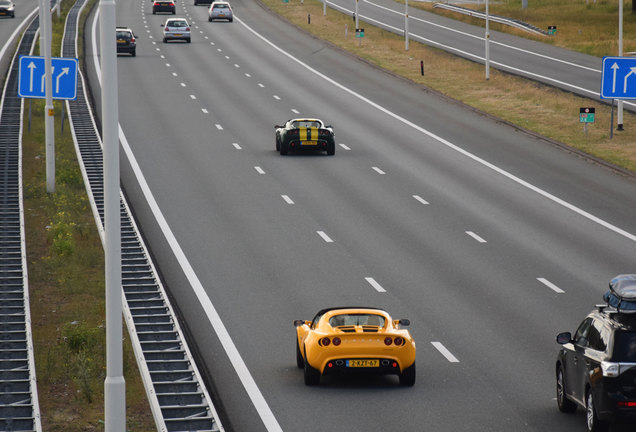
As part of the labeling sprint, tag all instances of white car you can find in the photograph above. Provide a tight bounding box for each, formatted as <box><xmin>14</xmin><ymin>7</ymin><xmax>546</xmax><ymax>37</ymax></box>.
<box><xmin>162</xmin><ymin>18</ymin><xmax>191</xmax><ymax>43</ymax></box>
<box><xmin>208</xmin><ymin>1</ymin><xmax>233</xmax><ymax>22</ymax></box>
<box><xmin>0</xmin><ymin>0</ymin><xmax>16</xmax><ymax>18</ymax></box>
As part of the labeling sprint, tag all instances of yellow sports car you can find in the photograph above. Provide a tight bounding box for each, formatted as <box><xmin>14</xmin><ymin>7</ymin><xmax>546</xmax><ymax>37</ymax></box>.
<box><xmin>294</xmin><ymin>307</ymin><xmax>416</xmax><ymax>386</ymax></box>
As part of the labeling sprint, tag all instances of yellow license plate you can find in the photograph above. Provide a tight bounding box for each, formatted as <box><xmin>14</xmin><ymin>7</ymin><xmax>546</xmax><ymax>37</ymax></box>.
<box><xmin>300</xmin><ymin>141</ymin><xmax>317</xmax><ymax>146</ymax></box>
<box><xmin>117</xmin><ymin>39</ymin><xmax>125</xmax><ymax>43</ymax></box>
<box><xmin>347</xmin><ymin>359</ymin><xmax>379</xmax><ymax>368</ymax></box>
<box><xmin>174</xmin><ymin>34</ymin><xmax>182</xmax><ymax>36</ymax></box>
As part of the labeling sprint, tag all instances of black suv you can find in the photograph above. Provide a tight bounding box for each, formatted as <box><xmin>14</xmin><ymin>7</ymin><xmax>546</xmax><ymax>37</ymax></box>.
<box><xmin>555</xmin><ymin>275</ymin><xmax>636</xmax><ymax>432</ymax></box>
<box><xmin>116</xmin><ymin>27</ymin><xmax>136</xmax><ymax>57</ymax></box>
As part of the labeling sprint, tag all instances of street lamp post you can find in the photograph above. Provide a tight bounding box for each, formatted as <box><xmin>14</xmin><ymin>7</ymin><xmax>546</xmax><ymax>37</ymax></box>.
<box><xmin>99</xmin><ymin>0</ymin><xmax>126</xmax><ymax>430</ymax></box>
<box><xmin>405</xmin><ymin>0</ymin><xmax>409</xmax><ymax>50</ymax></box>
<box><xmin>38</xmin><ymin>0</ymin><xmax>55</xmax><ymax>193</ymax></box>
<box><xmin>618</xmin><ymin>0</ymin><xmax>624</xmax><ymax>130</ymax></box>
<box><xmin>485</xmin><ymin>0</ymin><xmax>490</xmax><ymax>80</ymax></box>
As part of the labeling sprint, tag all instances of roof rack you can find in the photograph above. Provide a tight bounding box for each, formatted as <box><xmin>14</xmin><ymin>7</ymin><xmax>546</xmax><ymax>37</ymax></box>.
<box><xmin>603</xmin><ymin>274</ymin><xmax>636</xmax><ymax>314</ymax></box>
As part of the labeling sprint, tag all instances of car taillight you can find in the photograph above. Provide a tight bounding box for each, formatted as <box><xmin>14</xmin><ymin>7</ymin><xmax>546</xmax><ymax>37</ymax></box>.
<box><xmin>394</xmin><ymin>337</ymin><xmax>403</xmax><ymax>346</ymax></box>
<box><xmin>321</xmin><ymin>337</ymin><xmax>330</xmax><ymax>346</ymax></box>
<box><xmin>319</xmin><ymin>130</ymin><xmax>329</xmax><ymax>136</ymax></box>
<box><xmin>130</xmin><ymin>37</ymin><xmax>135</xmax><ymax>43</ymax></box>
<box><xmin>618</xmin><ymin>401</ymin><xmax>636</xmax><ymax>407</ymax></box>
<box><xmin>384</xmin><ymin>337</ymin><xmax>392</xmax><ymax>346</ymax></box>
<box><xmin>332</xmin><ymin>337</ymin><xmax>341</xmax><ymax>346</ymax></box>
<box><xmin>186</xmin><ymin>27</ymin><xmax>190</xmax><ymax>31</ymax></box>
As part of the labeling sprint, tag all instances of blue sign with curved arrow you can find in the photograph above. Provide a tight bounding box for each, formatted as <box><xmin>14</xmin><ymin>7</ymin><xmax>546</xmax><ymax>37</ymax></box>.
<box><xmin>600</xmin><ymin>56</ymin><xmax>636</xmax><ymax>100</ymax></box>
<box><xmin>18</xmin><ymin>55</ymin><xmax>78</xmax><ymax>100</ymax></box>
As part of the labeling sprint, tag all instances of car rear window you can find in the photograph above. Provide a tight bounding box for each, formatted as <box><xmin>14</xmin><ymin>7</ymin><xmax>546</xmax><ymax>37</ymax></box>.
<box><xmin>214</xmin><ymin>4</ymin><xmax>229</xmax><ymax>8</ymax></box>
<box><xmin>168</xmin><ymin>20</ymin><xmax>187</xmax><ymax>27</ymax></box>
<box><xmin>329</xmin><ymin>314</ymin><xmax>385</xmax><ymax>327</ymax></box>
<box><xmin>612</xmin><ymin>331</ymin><xmax>636</xmax><ymax>361</ymax></box>
<box><xmin>116</xmin><ymin>31</ymin><xmax>131</xmax><ymax>39</ymax></box>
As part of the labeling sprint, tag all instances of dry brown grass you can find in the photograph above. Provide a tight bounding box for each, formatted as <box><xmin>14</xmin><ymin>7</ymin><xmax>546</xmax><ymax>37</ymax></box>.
<box><xmin>262</xmin><ymin>0</ymin><xmax>636</xmax><ymax>173</ymax></box>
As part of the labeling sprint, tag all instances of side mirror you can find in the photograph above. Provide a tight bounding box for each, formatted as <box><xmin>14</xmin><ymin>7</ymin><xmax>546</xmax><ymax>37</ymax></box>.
<box><xmin>395</xmin><ymin>319</ymin><xmax>410</xmax><ymax>327</ymax></box>
<box><xmin>293</xmin><ymin>319</ymin><xmax>306</xmax><ymax>327</ymax></box>
<box><xmin>275</xmin><ymin>125</ymin><xmax>281</xmax><ymax>129</ymax></box>
<box><xmin>556</xmin><ymin>332</ymin><xmax>572</xmax><ymax>345</ymax></box>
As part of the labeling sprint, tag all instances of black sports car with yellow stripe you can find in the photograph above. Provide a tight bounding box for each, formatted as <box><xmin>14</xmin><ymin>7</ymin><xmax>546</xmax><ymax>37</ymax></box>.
<box><xmin>275</xmin><ymin>118</ymin><xmax>335</xmax><ymax>155</ymax></box>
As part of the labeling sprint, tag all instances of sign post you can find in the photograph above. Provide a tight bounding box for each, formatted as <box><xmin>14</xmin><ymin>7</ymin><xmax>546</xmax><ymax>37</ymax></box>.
<box><xmin>579</xmin><ymin>107</ymin><xmax>595</xmax><ymax>137</ymax></box>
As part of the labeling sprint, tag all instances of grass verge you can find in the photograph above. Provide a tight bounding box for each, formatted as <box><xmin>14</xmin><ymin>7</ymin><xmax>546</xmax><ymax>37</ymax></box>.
<box><xmin>21</xmin><ymin>1</ymin><xmax>155</xmax><ymax>430</ymax></box>
<box><xmin>261</xmin><ymin>0</ymin><xmax>636</xmax><ymax>174</ymax></box>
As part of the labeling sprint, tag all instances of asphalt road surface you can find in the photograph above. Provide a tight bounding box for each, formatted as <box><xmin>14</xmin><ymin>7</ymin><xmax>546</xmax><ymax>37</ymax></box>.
<box><xmin>82</xmin><ymin>0</ymin><xmax>636</xmax><ymax>431</ymax></box>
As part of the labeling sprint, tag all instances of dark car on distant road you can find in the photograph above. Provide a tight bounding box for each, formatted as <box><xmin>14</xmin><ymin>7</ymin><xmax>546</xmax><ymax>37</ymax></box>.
<box><xmin>116</xmin><ymin>27</ymin><xmax>136</xmax><ymax>57</ymax></box>
<box><xmin>555</xmin><ymin>274</ymin><xmax>636</xmax><ymax>432</ymax></box>
<box><xmin>153</xmin><ymin>0</ymin><xmax>175</xmax><ymax>14</ymax></box>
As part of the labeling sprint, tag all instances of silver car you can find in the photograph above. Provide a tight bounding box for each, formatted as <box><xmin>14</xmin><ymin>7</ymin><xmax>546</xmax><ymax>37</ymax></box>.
<box><xmin>162</xmin><ymin>18</ymin><xmax>191</xmax><ymax>43</ymax></box>
<box><xmin>0</xmin><ymin>0</ymin><xmax>16</xmax><ymax>18</ymax></box>
<box><xmin>208</xmin><ymin>1</ymin><xmax>232</xmax><ymax>22</ymax></box>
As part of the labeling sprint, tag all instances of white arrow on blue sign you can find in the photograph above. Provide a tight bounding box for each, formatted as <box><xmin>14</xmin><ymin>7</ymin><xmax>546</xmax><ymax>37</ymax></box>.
<box><xmin>600</xmin><ymin>56</ymin><xmax>636</xmax><ymax>100</ymax></box>
<box><xmin>18</xmin><ymin>55</ymin><xmax>78</xmax><ymax>100</ymax></box>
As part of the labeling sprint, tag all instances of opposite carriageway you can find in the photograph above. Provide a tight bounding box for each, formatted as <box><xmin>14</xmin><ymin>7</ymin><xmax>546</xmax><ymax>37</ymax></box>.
<box><xmin>0</xmin><ymin>0</ymin><xmax>225</xmax><ymax>430</ymax></box>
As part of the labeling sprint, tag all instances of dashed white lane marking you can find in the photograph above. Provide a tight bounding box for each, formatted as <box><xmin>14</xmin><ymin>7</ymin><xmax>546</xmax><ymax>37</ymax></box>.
<box><xmin>254</xmin><ymin>166</ymin><xmax>265</xmax><ymax>175</ymax></box>
<box><xmin>225</xmin><ymin>55</ymin><xmax>230</xmax><ymax>60</ymax></box>
<box><xmin>234</xmin><ymin>64</ymin><xmax>240</xmax><ymax>68</ymax></box>
<box><xmin>372</xmin><ymin>167</ymin><xmax>385</xmax><ymax>175</ymax></box>
<box><xmin>365</xmin><ymin>277</ymin><xmax>386</xmax><ymax>293</ymax></box>
<box><xmin>180</xmin><ymin>82</ymin><xmax>186</xmax><ymax>87</ymax></box>
<box><xmin>160</xmin><ymin>55</ymin><xmax>165</xmax><ymax>59</ymax></box>
<box><xmin>215</xmin><ymin>124</ymin><xmax>223</xmax><ymax>130</ymax></box>
<box><xmin>232</xmin><ymin>143</ymin><xmax>242</xmax><ymax>150</ymax></box>
<box><xmin>537</xmin><ymin>278</ymin><xmax>565</xmax><ymax>294</ymax></box>
<box><xmin>338</xmin><ymin>143</ymin><xmax>350</xmax><ymax>151</ymax></box>
<box><xmin>166</xmin><ymin>63</ymin><xmax>171</xmax><ymax>67</ymax></box>
<box><xmin>273</xmin><ymin>95</ymin><xmax>280</xmax><ymax>100</ymax></box>
<box><xmin>202</xmin><ymin>108</ymin><xmax>208</xmax><ymax>114</ymax></box>
<box><xmin>210</xmin><ymin>41</ymin><xmax>215</xmax><ymax>45</ymax></box>
<box><xmin>281</xmin><ymin>195</ymin><xmax>294</xmax><ymax>204</ymax></box>
<box><xmin>217</xmin><ymin>48</ymin><xmax>222</xmax><ymax>52</ymax></box>
<box><xmin>317</xmin><ymin>231</ymin><xmax>333</xmax><ymax>243</ymax></box>
<box><xmin>245</xmin><ymin>73</ymin><xmax>251</xmax><ymax>77</ymax></box>
<box><xmin>258</xmin><ymin>83</ymin><xmax>264</xmax><ymax>88</ymax></box>
<box><xmin>291</xmin><ymin>108</ymin><xmax>299</xmax><ymax>114</ymax></box>
<box><xmin>190</xmin><ymin>95</ymin><xmax>196</xmax><ymax>100</ymax></box>
<box><xmin>172</xmin><ymin>72</ymin><xmax>177</xmax><ymax>76</ymax></box>
<box><xmin>431</xmin><ymin>342</ymin><xmax>460</xmax><ymax>363</ymax></box>
<box><xmin>466</xmin><ymin>231</ymin><xmax>487</xmax><ymax>243</ymax></box>
<box><xmin>413</xmin><ymin>195</ymin><xmax>429</xmax><ymax>205</ymax></box>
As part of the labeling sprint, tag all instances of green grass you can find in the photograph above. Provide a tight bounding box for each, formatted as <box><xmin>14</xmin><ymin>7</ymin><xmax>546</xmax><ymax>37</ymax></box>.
<box><xmin>22</xmin><ymin>1</ymin><xmax>155</xmax><ymax>430</ymax></box>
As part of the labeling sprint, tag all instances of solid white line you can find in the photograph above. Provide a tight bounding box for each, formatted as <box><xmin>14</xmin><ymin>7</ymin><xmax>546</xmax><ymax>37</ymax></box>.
<box><xmin>317</xmin><ymin>231</ymin><xmax>334</xmax><ymax>243</ymax></box>
<box><xmin>413</xmin><ymin>195</ymin><xmax>429</xmax><ymax>205</ymax></box>
<box><xmin>254</xmin><ymin>166</ymin><xmax>266</xmax><ymax>174</ymax></box>
<box><xmin>339</xmin><ymin>143</ymin><xmax>351</xmax><ymax>151</ymax></box>
<box><xmin>365</xmin><ymin>277</ymin><xmax>387</xmax><ymax>293</ymax></box>
<box><xmin>92</xmin><ymin>13</ymin><xmax>283</xmax><ymax>432</ymax></box>
<box><xmin>215</xmin><ymin>124</ymin><xmax>223</xmax><ymax>130</ymax></box>
<box><xmin>466</xmin><ymin>231</ymin><xmax>487</xmax><ymax>243</ymax></box>
<box><xmin>431</xmin><ymin>341</ymin><xmax>460</xmax><ymax>363</ymax></box>
<box><xmin>236</xmin><ymin>17</ymin><xmax>636</xmax><ymax>243</ymax></box>
<box><xmin>281</xmin><ymin>195</ymin><xmax>294</xmax><ymax>204</ymax></box>
<box><xmin>372</xmin><ymin>166</ymin><xmax>386</xmax><ymax>175</ymax></box>
<box><xmin>232</xmin><ymin>143</ymin><xmax>242</xmax><ymax>150</ymax></box>
<box><xmin>537</xmin><ymin>278</ymin><xmax>565</xmax><ymax>294</ymax></box>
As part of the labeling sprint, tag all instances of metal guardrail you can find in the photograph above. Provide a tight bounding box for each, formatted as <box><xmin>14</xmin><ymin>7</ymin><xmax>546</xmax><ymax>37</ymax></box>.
<box><xmin>0</xmin><ymin>13</ymin><xmax>43</xmax><ymax>432</ymax></box>
<box><xmin>62</xmin><ymin>0</ymin><xmax>224</xmax><ymax>430</ymax></box>
<box><xmin>433</xmin><ymin>3</ymin><xmax>550</xmax><ymax>36</ymax></box>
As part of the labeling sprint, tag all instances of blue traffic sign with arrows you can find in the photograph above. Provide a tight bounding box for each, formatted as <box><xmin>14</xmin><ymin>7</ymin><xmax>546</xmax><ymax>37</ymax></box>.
<box><xmin>600</xmin><ymin>56</ymin><xmax>636</xmax><ymax>100</ymax></box>
<box><xmin>17</xmin><ymin>55</ymin><xmax>78</xmax><ymax>100</ymax></box>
